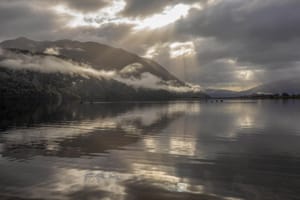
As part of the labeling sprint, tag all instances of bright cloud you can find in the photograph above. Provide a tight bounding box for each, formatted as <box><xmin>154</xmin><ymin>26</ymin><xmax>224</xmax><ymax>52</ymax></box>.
<box><xmin>143</xmin><ymin>45</ymin><xmax>161</xmax><ymax>59</ymax></box>
<box><xmin>135</xmin><ymin>4</ymin><xmax>191</xmax><ymax>30</ymax></box>
<box><xmin>44</xmin><ymin>47</ymin><xmax>60</xmax><ymax>55</ymax></box>
<box><xmin>2</xmin><ymin>0</ymin><xmax>300</xmax><ymax>90</ymax></box>
<box><xmin>169</xmin><ymin>41</ymin><xmax>196</xmax><ymax>58</ymax></box>
<box><xmin>53</xmin><ymin>1</ymin><xmax>196</xmax><ymax>30</ymax></box>
<box><xmin>53</xmin><ymin>0</ymin><xmax>129</xmax><ymax>28</ymax></box>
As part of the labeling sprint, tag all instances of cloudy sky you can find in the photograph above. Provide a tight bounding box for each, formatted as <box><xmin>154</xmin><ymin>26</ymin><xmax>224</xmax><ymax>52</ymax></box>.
<box><xmin>1</xmin><ymin>0</ymin><xmax>300</xmax><ymax>90</ymax></box>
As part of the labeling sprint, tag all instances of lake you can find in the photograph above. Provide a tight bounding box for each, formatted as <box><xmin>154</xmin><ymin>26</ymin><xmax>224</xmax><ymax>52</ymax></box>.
<box><xmin>0</xmin><ymin>100</ymin><xmax>300</xmax><ymax>200</ymax></box>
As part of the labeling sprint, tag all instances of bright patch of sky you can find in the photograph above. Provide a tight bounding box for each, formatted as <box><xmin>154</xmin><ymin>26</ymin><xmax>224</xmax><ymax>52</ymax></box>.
<box><xmin>53</xmin><ymin>0</ymin><xmax>130</xmax><ymax>28</ymax></box>
<box><xmin>169</xmin><ymin>42</ymin><xmax>196</xmax><ymax>58</ymax></box>
<box><xmin>53</xmin><ymin>0</ymin><xmax>201</xmax><ymax>30</ymax></box>
<box><xmin>135</xmin><ymin>4</ymin><xmax>191</xmax><ymax>30</ymax></box>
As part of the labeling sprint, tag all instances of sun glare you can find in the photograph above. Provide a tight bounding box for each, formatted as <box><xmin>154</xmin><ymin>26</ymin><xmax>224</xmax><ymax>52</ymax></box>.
<box><xmin>135</xmin><ymin>4</ymin><xmax>191</xmax><ymax>30</ymax></box>
<box><xmin>237</xmin><ymin>70</ymin><xmax>254</xmax><ymax>81</ymax></box>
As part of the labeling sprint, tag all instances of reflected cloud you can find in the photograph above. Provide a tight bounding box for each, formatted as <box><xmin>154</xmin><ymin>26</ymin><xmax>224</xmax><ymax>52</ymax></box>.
<box><xmin>0</xmin><ymin>102</ymin><xmax>201</xmax><ymax>159</ymax></box>
<box><xmin>169</xmin><ymin>138</ymin><xmax>196</xmax><ymax>156</ymax></box>
<box><xmin>1</xmin><ymin>101</ymin><xmax>300</xmax><ymax>199</ymax></box>
<box><xmin>143</xmin><ymin>137</ymin><xmax>158</xmax><ymax>153</ymax></box>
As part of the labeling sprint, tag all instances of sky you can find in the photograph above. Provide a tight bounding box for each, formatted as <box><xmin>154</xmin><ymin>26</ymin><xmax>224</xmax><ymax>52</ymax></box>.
<box><xmin>1</xmin><ymin>0</ymin><xmax>300</xmax><ymax>90</ymax></box>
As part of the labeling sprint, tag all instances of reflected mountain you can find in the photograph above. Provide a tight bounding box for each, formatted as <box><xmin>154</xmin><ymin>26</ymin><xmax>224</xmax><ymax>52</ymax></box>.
<box><xmin>0</xmin><ymin>102</ymin><xmax>191</xmax><ymax>160</ymax></box>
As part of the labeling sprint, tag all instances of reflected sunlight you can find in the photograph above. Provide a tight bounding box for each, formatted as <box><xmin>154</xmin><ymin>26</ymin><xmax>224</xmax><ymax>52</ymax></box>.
<box><xmin>143</xmin><ymin>137</ymin><xmax>158</xmax><ymax>153</ymax></box>
<box><xmin>169</xmin><ymin>138</ymin><xmax>196</xmax><ymax>156</ymax></box>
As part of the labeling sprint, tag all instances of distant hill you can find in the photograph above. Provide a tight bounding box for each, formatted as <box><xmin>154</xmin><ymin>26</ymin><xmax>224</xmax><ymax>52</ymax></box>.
<box><xmin>239</xmin><ymin>79</ymin><xmax>300</xmax><ymax>96</ymax></box>
<box><xmin>206</xmin><ymin>79</ymin><xmax>300</xmax><ymax>98</ymax></box>
<box><xmin>0</xmin><ymin>38</ymin><xmax>207</xmax><ymax>102</ymax></box>
<box><xmin>205</xmin><ymin>89</ymin><xmax>239</xmax><ymax>98</ymax></box>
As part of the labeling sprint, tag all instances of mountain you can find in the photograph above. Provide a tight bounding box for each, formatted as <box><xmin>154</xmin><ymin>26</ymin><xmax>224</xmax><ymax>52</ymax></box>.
<box><xmin>0</xmin><ymin>37</ymin><xmax>180</xmax><ymax>83</ymax></box>
<box><xmin>0</xmin><ymin>37</ymin><xmax>207</xmax><ymax>102</ymax></box>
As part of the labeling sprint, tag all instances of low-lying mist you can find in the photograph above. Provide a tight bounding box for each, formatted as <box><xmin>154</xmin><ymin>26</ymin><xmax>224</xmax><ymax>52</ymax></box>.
<box><xmin>0</xmin><ymin>49</ymin><xmax>202</xmax><ymax>94</ymax></box>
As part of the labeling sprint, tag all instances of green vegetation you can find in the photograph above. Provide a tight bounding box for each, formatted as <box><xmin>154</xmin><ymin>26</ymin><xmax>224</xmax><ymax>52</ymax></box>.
<box><xmin>0</xmin><ymin>67</ymin><xmax>207</xmax><ymax>104</ymax></box>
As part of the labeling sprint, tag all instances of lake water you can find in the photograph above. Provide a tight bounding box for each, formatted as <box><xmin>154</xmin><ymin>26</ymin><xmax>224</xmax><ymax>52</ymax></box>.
<box><xmin>0</xmin><ymin>100</ymin><xmax>300</xmax><ymax>200</ymax></box>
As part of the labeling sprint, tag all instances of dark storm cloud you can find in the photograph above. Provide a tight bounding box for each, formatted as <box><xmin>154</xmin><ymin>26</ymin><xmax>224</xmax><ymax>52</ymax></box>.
<box><xmin>122</xmin><ymin>0</ymin><xmax>171</xmax><ymax>17</ymax></box>
<box><xmin>121</xmin><ymin>0</ymin><xmax>203</xmax><ymax>17</ymax></box>
<box><xmin>56</xmin><ymin>0</ymin><xmax>109</xmax><ymax>12</ymax></box>
<box><xmin>178</xmin><ymin>0</ymin><xmax>300</xmax><ymax>42</ymax></box>
<box><xmin>175</xmin><ymin>0</ymin><xmax>300</xmax><ymax>66</ymax></box>
<box><xmin>0</xmin><ymin>1</ymin><xmax>70</xmax><ymax>40</ymax></box>
<box><xmin>0</xmin><ymin>1</ymin><xmax>130</xmax><ymax>42</ymax></box>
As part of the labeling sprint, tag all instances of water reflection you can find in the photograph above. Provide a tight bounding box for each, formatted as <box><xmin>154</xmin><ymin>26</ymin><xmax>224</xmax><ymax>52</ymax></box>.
<box><xmin>1</xmin><ymin>103</ymin><xmax>195</xmax><ymax>159</ymax></box>
<box><xmin>0</xmin><ymin>100</ymin><xmax>300</xmax><ymax>199</ymax></box>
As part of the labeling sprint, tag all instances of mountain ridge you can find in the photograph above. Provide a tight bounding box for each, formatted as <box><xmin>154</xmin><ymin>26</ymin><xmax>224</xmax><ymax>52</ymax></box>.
<box><xmin>0</xmin><ymin>37</ymin><xmax>207</xmax><ymax>103</ymax></box>
<box><xmin>239</xmin><ymin>79</ymin><xmax>300</xmax><ymax>96</ymax></box>
<box><xmin>206</xmin><ymin>79</ymin><xmax>300</xmax><ymax>98</ymax></box>
<box><xmin>0</xmin><ymin>37</ymin><xmax>182</xmax><ymax>84</ymax></box>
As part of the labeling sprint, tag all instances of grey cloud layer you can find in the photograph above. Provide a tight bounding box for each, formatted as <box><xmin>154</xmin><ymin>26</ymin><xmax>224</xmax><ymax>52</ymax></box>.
<box><xmin>0</xmin><ymin>0</ymin><xmax>300</xmax><ymax>89</ymax></box>
<box><xmin>176</xmin><ymin>0</ymin><xmax>300</xmax><ymax>66</ymax></box>
<box><xmin>171</xmin><ymin>0</ymin><xmax>300</xmax><ymax>87</ymax></box>
<box><xmin>121</xmin><ymin>0</ymin><xmax>203</xmax><ymax>17</ymax></box>
<box><xmin>0</xmin><ymin>1</ymin><xmax>71</xmax><ymax>40</ymax></box>
<box><xmin>56</xmin><ymin>0</ymin><xmax>109</xmax><ymax>12</ymax></box>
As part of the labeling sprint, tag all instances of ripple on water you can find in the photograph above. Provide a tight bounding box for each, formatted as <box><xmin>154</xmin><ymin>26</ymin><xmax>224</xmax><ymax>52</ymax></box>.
<box><xmin>1</xmin><ymin>100</ymin><xmax>300</xmax><ymax>199</ymax></box>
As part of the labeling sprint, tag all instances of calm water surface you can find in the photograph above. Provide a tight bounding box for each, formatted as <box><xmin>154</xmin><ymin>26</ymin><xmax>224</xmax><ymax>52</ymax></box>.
<box><xmin>1</xmin><ymin>100</ymin><xmax>300</xmax><ymax>200</ymax></box>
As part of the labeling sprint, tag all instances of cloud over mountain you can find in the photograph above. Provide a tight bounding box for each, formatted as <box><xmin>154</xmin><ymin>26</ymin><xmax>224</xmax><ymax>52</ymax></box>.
<box><xmin>0</xmin><ymin>0</ymin><xmax>300</xmax><ymax>90</ymax></box>
<box><xmin>0</xmin><ymin>38</ymin><xmax>204</xmax><ymax>101</ymax></box>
